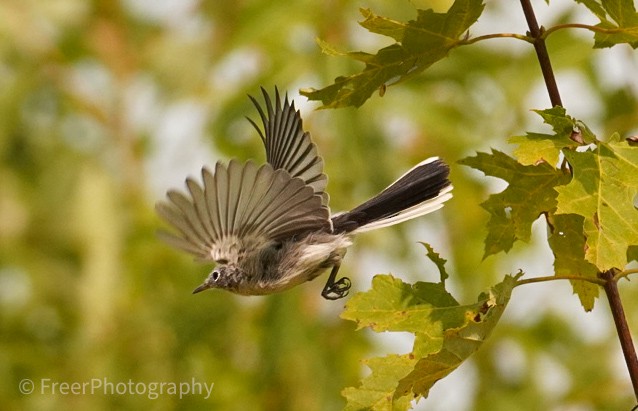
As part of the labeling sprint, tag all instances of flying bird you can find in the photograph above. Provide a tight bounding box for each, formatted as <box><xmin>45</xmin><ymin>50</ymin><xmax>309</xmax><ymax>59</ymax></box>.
<box><xmin>156</xmin><ymin>88</ymin><xmax>452</xmax><ymax>299</ymax></box>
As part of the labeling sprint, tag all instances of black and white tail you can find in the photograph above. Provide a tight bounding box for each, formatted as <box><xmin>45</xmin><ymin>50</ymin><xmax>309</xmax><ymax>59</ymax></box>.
<box><xmin>331</xmin><ymin>157</ymin><xmax>452</xmax><ymax>234</ymax></box>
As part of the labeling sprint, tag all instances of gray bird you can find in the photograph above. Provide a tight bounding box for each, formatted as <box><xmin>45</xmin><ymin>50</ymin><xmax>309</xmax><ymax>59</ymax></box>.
<box><xmin>156</xmin><ymin>88</ymin><xmax>453</xmax><ymax>300</ymax></box>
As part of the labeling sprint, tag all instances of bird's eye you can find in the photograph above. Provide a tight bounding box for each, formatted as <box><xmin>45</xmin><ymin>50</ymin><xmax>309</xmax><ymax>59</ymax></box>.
<box><xmin>211</xmin><ymin>270</ymin><xmax>220</xmax><ymax>282</ymax></box>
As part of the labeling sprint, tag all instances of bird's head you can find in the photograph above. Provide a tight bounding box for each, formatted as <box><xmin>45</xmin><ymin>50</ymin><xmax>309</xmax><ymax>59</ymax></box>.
<box><xmin>192</xmin><ymin>265</ymin><xmax>245</xmax><ymax>294</ymax></box>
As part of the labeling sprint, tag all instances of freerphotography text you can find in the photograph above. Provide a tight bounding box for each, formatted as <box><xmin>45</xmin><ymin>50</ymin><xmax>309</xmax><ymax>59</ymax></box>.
<box><xmin>19</xmin><ymin>377</ymin><xmax>214</xmax><ymax>400</ymax></box>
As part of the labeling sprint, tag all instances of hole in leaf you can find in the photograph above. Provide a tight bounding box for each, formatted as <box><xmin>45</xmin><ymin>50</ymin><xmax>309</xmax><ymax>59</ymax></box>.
<box><xmin>504</xmin><ymin>206</ymin><xmax>512</xmax><ymax>219</ymax></box>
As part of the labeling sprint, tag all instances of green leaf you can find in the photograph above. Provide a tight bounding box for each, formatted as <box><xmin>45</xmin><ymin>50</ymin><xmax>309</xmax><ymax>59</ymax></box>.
<box><xmin>396</xmin><ymin>275</ymin><xmax>516</xmax><ymax>398</ymax></box>
<box><xmin>342</xmin><ymin>355</ymin><xmax>416</xmax><ymax>411</ymax></box>
<box><xmin>547</xmin><ymin>213</ymin><xmax>599</xmax><ymax>311</ymax></box>
<box><xmin>508</xmin><ymin>107</ymin><xmax>595</xmax><ymax>166</ymax></box>
<box><xmin>555</xmin><ymin>138</ymin><xmax>638</xmax><ymax>270</ymax></box>
<box><xmin>317</xmin><ymin>38</ymin><xmax>347</xmax><ymax>57</ymax></box>
<box><xmin>575</xmin><ymin>0</ymin><xmax>638</xmax><ymax>48</ymax></box>
<box><xmin>342</xmin><ymin>274</ymin><xmax>519</xmax><ymax>409</ymax></box>
<box><xmin>300</xmin><ymin>0</ymin><xmax>485</xmax><ymax>108</ymax></box>
<box><xmin>576</xmin><ymin>0</ymin><xmax>608</xmax><ymax>18</ymax></box>
<box><xmin>459</xmin><ymin>150</ymin><xmax>570</xmax><ymax>258</ymax></box>
<box><xmin>420</xmin><ymin>242</ymin><xmax>449</xmax><ymax>284</ymax></box>
<box><xmin>340</xmin><ymin>276</ymin><xmax>464</xmax><ymax>333</ymax></box>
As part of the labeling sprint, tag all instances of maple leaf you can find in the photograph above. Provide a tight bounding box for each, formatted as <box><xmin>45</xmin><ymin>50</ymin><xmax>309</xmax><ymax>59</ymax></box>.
<box><xmin>459</xmin><ymin>150</ymin><xmax>570</xmax><ymax>258</ymax></box>
<box><xmin>300</xmin><ymin>0</ymin><xmax>485</xmax><ymax>108</ymax></box>
<box><xmin>575</xmin><ymin>0</ymin><xmax>638</xmax><ymax>48</ymax></box>
<box><xmin>547</xmin><ymin>213</ymin><xmax>600</xmax><ymax>311</ymax></box>
<box><xmin>508</xmin><ymin>107</ymin><xmax>595</xmax><ymax>166</ymax></box>
<box><xmin>342</xmin><ymin>355</ymin><xmax>416</xmax><ymax>411</ymax></box>
<box><xmin>341</xmin><ymin>274</ymin><xmax>519</xmax><ymax>410</ymax></box>
<box><xmin>420</xmin><ymin>242</ymin><xmax>449</xmax><ymax>284</ymax></box>
<box><xmin>340</xmin><ymin>276</ymin><xmax>464</xmax><ymax>333</ymax></box>
<box><xmin>555</xmin><ymin>136</ymin><xmax>638</xmax><ymax>270</ymax></box>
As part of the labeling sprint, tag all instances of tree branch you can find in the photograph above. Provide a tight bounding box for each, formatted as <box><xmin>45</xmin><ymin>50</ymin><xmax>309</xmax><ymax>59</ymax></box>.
<box><xmin>516</xmin><ymin>268</ymin><xmax>638</xmax><ymax>403</ymax></box>
<box><xmin>519</xmin><ymin>0</ymin><xmax>563</xmax><ymax>107</ymax></box>
<box><xmin>600</xmin><ymin>270</ymin><xmax>638</xmax><ymax>401</ymax></box>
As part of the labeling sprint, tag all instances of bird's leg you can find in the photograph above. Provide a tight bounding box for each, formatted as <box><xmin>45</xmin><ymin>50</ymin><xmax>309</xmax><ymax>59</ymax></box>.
<box><xmin>321</xmin><ymin>262</ymin><xmax>351</xmax><ymax>300</ymax></box>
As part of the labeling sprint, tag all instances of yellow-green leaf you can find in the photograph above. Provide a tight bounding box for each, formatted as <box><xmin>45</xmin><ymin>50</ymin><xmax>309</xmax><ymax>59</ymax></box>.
<box><xmin>547</xmin><ymin>213</ymin><xmax>600</xmax><ymax>311</ymax></box>
<box><xmin>300</xmin><ymin>0</ymin><xmax>485</xmax><ymax>108</ymax></box>
<box><xmin>341</xmin><ymin>274</ymin><xmax>519</xmax><ymax>409</ymax></box>
<box><xmin>575</xmin><ymin>0</ymin><xmax>638</xmax><ymax>48</ymax></box>
<box><xmin>555</xmin><ymin>139</ymin><xmax>638</xmax><ymax>270</ymax></box>
<box><xmin>420</xmin><ymin>242</ymin><xmax>449</xmax><ymax>284</ymax></box>
<box><xmin>340</xmin><ymin>275</ymin><xmax>463</xmax><ymax>333</ymax></box>
<box><xmin>508</xmin><ymin>107</ymin><xmax>595</xmax><ymax>166</ymax></box>
<box><xmin>342</xmin><ymin>355</ymin><xmax>417</xmax><ymax>411</ymax></box>
<box><xmin>459</xmin><ymin>150</ymin><xmax>570</xmax><ymax>258</ymax></box>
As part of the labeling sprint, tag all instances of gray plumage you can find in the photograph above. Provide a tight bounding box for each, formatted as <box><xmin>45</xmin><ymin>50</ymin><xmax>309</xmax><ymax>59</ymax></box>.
<box><xmin>247</xmin><ymin>89</ymin><xmax>329</xmax><ymax>206</ymax></box>
<box><xmin>156</xmin><ymin>87</ymin><xmax>452</xmax><ymax>299</ymax></box>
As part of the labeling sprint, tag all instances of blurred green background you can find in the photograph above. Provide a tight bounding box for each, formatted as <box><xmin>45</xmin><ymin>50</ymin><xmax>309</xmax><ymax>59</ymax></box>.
<box><xmin>1</xmin><ymin>0</ymin><xmax>637</xmax><ymax>410</ymax></box>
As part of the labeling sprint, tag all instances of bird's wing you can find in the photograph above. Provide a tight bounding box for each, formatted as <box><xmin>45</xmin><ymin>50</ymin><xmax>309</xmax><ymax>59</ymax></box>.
<box><xmin>156</xmin><ymin>160</ymin><xmax>331</xmax><ymax>263</ymax></box>
<box><xmin>247</xmin><ymin>87</ymin><xmax>329</xmax><ymax>206</ymax></box>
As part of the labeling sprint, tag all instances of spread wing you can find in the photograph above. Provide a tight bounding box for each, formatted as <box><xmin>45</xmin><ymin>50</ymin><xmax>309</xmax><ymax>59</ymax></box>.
<box><xmin>156</xmin><ymin>160</ymin><xmax>330</xmax><ymax>263</ymax></box>
<box><xmin>247</xmin><ymin>87</ymin><xmax>329</xmax><ymax>206</ymax></box>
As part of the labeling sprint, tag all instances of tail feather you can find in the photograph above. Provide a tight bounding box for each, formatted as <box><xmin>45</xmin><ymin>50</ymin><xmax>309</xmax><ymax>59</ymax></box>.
<box><xmin>331</xmin><ymin>157</ymin><xmax>452</xmax><ymax>234</ymax></box>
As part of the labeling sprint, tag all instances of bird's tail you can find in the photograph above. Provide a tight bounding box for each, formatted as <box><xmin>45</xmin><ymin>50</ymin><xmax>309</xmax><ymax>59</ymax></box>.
<box><xmin>331</xmin><ymin>157</ymin><xmax>452</xmax><ymax>234</ymax></box>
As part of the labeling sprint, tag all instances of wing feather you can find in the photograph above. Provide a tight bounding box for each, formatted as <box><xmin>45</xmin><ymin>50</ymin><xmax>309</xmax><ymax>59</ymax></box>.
<box><xmin>166</xmin><ymin>190</ymin><xmax>210</xmax><ymax>245</ymax></box>
<box><xmin>248</xmin><ymin>87</ymin><xmax>329</xmax><ymax>206</ymax></box>
<box><xmin>157</xmin><ymin>161</ymin><xmax>330</xmax><ymax>263</ymax></box>
<box><xmin>213</xmin><ymin>162</ymin><xmax>230</xmax><ymax>237</ymax></box>
<box><xmin>157</xmin><ymin>230</ymin><xmax>207</xmax><ymax>258</ymax></box>
<box><xmin>232</xmin><ymin>160</ymin><xmax>258</xmax><ymax>237</ymax></box>
<box><xmin>156</xmin><ymin>201</ymin><xmax>205</xmax><ymax>247</ymax></box>
<box><xmin>186</xmin><ymin>177</ymin><xmax>216</xmax><ymax>242</ymax></box>
<box><xmin>202</xmin><ymin>165</ymin><xmax>221</xmax><ymax>239</ymax></box>
<box><xmin>225</xmin><ymin>160</ymin><xmax>243</xmax><ymax>235</ymax></box>
<box><xmin>236</xmin><ymin>163</ymin><xmax>272</xmax><ymax>237</ymax></box>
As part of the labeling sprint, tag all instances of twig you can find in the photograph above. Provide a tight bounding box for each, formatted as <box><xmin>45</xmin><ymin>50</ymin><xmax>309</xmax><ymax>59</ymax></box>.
<box><xmin>614</xmin><ymin>268</ymin><xmax>638</xmax><ymax>282</ymax></box>
<box><xmin>600</xmin><ymin>270</ymin><xmax>638</xmax><ymax>401</ymax></box>
<box><xmin>543</xmin><ymin>23</ymin><xmax>626</xmax><ymax>38</ymax></box>
<box><xmin>461</xmin><ymin>32</ymin><xmax>533</xmax><ymax>45</ymax></box>
<box><xmin>516</xmin><ymin>269</ymin><xmax>638</xmax><ymax>401</ymax></box>
<box><xmin>519</xmin><ymin>0</ymin><xmax>563</xmax><ymax>107</ymax></box>
<box><xmin>515</xmin><ymin>274</ymin><xmax>606</xmax><ymax>287</ymax></box>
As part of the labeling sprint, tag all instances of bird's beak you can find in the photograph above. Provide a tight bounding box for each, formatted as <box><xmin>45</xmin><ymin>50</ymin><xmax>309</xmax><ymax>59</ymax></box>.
<box><xmin>192</xmin><ymin>282</ymin><xmax>210</xmax><ymax>294</ymax></box>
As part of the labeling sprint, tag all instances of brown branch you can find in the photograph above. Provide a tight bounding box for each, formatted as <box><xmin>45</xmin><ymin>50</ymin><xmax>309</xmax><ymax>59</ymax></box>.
<box><xmin>515</xmin><ymin>269</ymin><xmax>638</xmax><ymax>402</ymax></box>
<box><xmin>600</xmin><ymin>270</ymin><xmax>638</xmax><ymax>401</ymax></box>
<box><xmin>519</xmin><ymin>0</ymin><xmax>563</xmax><ymax>107</ymax></box>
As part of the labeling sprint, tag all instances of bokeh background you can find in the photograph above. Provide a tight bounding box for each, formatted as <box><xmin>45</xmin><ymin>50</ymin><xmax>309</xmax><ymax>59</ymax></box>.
<box><xmin>1</xmin><ymin>0</ymin><xmax>637</xmax><ymax>410</ymax></box>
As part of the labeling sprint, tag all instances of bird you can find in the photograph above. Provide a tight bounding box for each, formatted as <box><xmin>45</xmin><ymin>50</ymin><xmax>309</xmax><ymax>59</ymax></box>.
<box><xmin>156</xmin><ymin>87</ymin><xmax>453</xmax><ymax>300</ymax></box>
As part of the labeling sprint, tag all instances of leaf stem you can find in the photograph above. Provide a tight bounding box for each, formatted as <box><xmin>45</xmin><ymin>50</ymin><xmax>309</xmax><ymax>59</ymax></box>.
<box><xmin>614</xmin><ymin>268</ymin><xmax>638</xmax><ymax>282</ymax></box>
<box><xmin>462</xmin><ymin>32</ymin><xmax>533</xmax><ymax>45</ymax></box>
<box><xmin>600</xmin><ymin>270</ymin><xmax>638</xmax><ymax>401</ymax></box>
<box><xmin>519</xmin><ymin>0</ymin><xmax>563</xmax><ymax>107</ymax></box>
<box><xmin>543</xmin><ymin>23</ymin><xmax>625</xmax><ymax>38</ymax></box>
<box><xmin>515</xmin><ymin>274</ymin><xmax>606</xmax><ymax>287</ymax></box>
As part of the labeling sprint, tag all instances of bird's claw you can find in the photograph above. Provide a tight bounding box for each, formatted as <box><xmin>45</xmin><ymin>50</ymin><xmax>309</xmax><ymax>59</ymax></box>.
<box><xmin>321</xmin><ymin>276</ymin><xmax>351</xmax><ymax>300</ymax></box>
